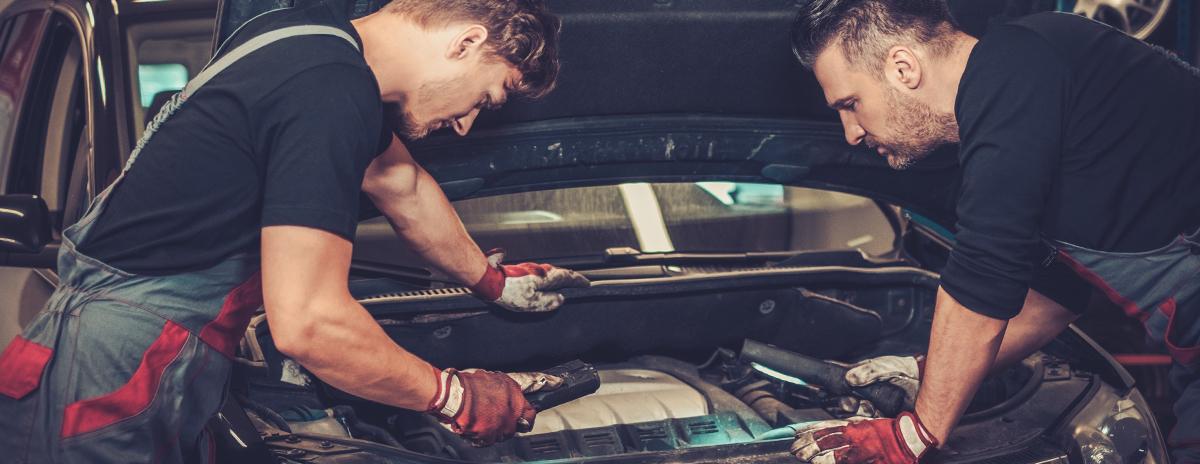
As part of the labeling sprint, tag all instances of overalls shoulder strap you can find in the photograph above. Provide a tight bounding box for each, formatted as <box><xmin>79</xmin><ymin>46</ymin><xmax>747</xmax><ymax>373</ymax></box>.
<box><xmin>185</xmin><ymin>25</ymin><xmax>359</xmax><ymax>98</ymax></box>
<box><xmin>129</xmin><ymin>24</ymin><xmax>358</xmax><ymax>170</ymax></box>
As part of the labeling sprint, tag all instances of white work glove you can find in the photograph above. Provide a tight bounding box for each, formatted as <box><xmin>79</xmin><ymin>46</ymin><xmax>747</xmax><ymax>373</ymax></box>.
<box><xmin>467</xmin><ymin>248</ymin><xmax>591</xmax><ymax>312</ymax></box>
<box><xmin>792</xmin><ymin>412</ymin><xmax>937</xmax><ymax>464</ymax></box>
<box><xmin>844</xmin><ymin>353</ymin><xmax>925</xmax><ymax>411</ymax></box>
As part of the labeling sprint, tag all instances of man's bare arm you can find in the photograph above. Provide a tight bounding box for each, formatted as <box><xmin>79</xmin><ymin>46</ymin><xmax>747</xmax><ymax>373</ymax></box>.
<box><xmin>915</xmin><ymin>288</ymin><xmax>1007</xmax><ymax>443</ymax></box>
<box><xmin>361</xmin><ymin>135</ymin><xmax>488</xmax><ymax>286</ymax></box>
<box><xmin>916</xmin><ymin>288</ymin><xmax>1079</xmax><ymax>443</ymax></box>
<box><xmin>991</xmin><ymin>289</ymin><xmax>1080</xmax><ymax>375</ymax></box>
<box><xmin>262</xmin><ymin>225</ymin><xmax>436</xmax><ymax>411</ymax></box>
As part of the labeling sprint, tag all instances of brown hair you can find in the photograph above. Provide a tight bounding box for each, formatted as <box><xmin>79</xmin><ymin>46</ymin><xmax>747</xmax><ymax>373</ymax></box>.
<box><xmin>385</xmin><ymin>0</ymin><xmax>561</xmax><ymax>99</ymax></box>
<box><xmin>792</xmin><ymin>0</ymin><xmax>961</xmax><ymax>79</ymax></box>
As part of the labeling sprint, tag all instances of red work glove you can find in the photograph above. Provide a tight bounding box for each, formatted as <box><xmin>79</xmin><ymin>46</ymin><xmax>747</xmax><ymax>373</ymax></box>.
<box><xmin>844</xmin><ymin>353</ymin><xmax>926</xmax><ymax>411</ymax></box>
<box><xmin>468</xmin><ymin>248</ymin><xmax>591</xmax><ymax>312</ymax></box>
<box><xmin>424</xmin><ymin>367</ymin><xmax>563</xmax><ymax>447</ymax></box>
<box><xmin>791</xmin><ymin>412</ymin><xmax>937</xmax><ymax>464</ymax></box>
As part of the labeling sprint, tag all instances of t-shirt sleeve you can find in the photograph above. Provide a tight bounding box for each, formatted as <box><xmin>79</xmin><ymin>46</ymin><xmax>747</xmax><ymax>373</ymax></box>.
<box><xmin>253</xmin><ymin>63</ymin><xmax>383</xmax><ymax>240</ymax></box>
<box><xmin>940</xmin><ymin>25</ymin><xmax>1073</xmax><ymax>320</ymax></box>
<box><xmin>377</xmin><ymin>125</ymin><xmax>395</xmax><ymax>155</ymax></box>
<box><xmin>1030</xmin><ymin>259</ymin><xmax>1093</xmax><ymax>314</ymax></box>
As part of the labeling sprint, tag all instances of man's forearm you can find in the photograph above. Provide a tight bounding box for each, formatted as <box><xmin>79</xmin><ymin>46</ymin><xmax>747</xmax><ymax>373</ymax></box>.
<box><xmin>270</xmin><ymin>295</ymin><xmax>438</xmax><ymax>411</ymax></box>
<box><xmin>379</xmin><ymin>167</ymin><xmax>486</xmax><ymax>285</ymax></box>
<box><xmin>262</xmin><ymin>225</ymin><xmax>438</xmax><ymax>411</ymax></box>
<box><xmin>362</xmin><ymin>137</ymin><xmax>488</xmax><ymax>286</ymax></box>
<box><xmin>915</xmin><ymin>287</ymin><xmax>1008</xmax><ymax>442</ymax></box>
<box><xmin>989</xmin><ymin>289</ymin><xmax>1080</xmax><ymax>375</ymax></box>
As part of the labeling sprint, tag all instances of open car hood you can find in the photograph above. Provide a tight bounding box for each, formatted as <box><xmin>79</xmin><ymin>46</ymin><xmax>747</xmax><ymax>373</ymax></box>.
<box><xmin>215</xmin><ymin>0</ymin><xmax>966</xmax><ymax>230</ymax></box>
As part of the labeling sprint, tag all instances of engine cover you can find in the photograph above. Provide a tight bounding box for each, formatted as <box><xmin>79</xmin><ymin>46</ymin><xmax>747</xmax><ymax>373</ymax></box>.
<box><xmin>526</xmin><ymin>368</ymin><xmax>709</xmax><ymax>434</ymax></box>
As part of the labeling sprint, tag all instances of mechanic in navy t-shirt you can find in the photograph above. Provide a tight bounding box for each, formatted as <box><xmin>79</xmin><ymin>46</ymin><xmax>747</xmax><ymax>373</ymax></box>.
<box><xmin>784</xmin><ymin>1</ymin><xmax>1200</xmax><ymax>463</ymax></box>
<box><xmin>0</xmin><ymin>0</ymin><xmax>589</xmax><ymax>461</ymax></box>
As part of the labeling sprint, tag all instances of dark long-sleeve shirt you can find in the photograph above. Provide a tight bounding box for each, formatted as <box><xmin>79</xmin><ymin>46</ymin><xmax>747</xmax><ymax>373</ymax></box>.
<box><xmin>942</xmin><ymin>12</ymin><xmax>1200</xmax><ymax>319</ymax></box>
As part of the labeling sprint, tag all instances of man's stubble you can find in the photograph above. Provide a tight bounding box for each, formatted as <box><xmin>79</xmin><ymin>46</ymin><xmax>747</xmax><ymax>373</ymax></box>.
<box><xmin>874</xmin><ymin>84</ymin><xmax>959</xmax><ymax>170</ymax></box>
<box><xmin>384</xmin><ymin>75</ymin><xmax>465</xmax><ymax>140</ymax></box>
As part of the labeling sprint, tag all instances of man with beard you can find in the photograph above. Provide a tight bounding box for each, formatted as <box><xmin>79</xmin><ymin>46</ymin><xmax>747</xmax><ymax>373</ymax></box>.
<box><xmin>0</xmin><ymin>0</ymin><xmax>590</xmax><ymax>461</ymax></box>
<box><xmin>786</xmin><ymin>0</ymin><xmax>1200</xmax><ymax>463</ymax></box>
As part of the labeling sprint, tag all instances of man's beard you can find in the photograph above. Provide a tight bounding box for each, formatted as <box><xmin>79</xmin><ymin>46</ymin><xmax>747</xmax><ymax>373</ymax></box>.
<box><xmin>869</xmin><ymin>85</ymin><xmax>959</xmax><ymax>170</ymax></box>
<box><xmin>383</xmin><ymin>75</ymin><xmax>465</xmax><ymax>140</ymax></box>
<box><xmin>384</xmin><ymin>102</ymin><xmax>430</xmax><ymax>140</ymax></box>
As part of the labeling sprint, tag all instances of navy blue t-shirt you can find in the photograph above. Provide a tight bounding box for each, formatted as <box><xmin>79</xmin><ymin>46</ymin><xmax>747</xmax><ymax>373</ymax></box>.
<box><xmin>79</xmin><ymin>0</ymin><xmax>393</xmax><ymax>274</ymax></box>
<box><xmin>942</xmin><ymin>12</ymin><xmax>1200</xmax><ymax>319</ymax></box>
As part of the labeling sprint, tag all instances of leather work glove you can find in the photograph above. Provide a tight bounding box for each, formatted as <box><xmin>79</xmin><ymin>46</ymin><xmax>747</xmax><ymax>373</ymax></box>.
<box><xmin>424</xmin><ymin>367</ymin><xmax>563</xmax><ymax>447</ymax></box>
<box><xmin>468</xmin><ymin>248</ymin><xmax>591</xmax><ymax>312</ymax></box>
<box><xmin>792</xmin><ymin>412</ymin><xmax>938</xmax><ymax>464</ymax></box>
<box><xmin>845</xmin><ymin>353</ymin><xmax>925</xmax><ymax>411</ymax></box>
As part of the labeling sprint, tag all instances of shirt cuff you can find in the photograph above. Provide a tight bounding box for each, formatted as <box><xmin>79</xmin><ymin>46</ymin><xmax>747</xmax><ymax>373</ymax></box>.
<box><xmin>939</xmin><ymin>254</ymin><xmax>1029</xmax><ymax>320</ymax></box>
<box><xmin>262</xmin><ymin>206</ymin><xmax>358</xmax><ymax>241</ymax></box>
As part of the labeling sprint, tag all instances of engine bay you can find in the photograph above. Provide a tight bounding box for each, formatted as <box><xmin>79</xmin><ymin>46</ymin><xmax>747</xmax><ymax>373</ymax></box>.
<box><xmin>229</xmin><ymin>268</ymin><xmax>1090</xmax><ymax>463</ymax></box>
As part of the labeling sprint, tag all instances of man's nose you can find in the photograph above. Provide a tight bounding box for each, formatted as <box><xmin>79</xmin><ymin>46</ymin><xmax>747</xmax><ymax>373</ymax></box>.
<box><xmin>840</xmin><ymin>111</ymin><xmax>865</xmax><ymax>146</ymax></box>
<box><xmin>453</xmin><ymin>107</ymin><xmax>483</xmax><ymax>136</ymax></box>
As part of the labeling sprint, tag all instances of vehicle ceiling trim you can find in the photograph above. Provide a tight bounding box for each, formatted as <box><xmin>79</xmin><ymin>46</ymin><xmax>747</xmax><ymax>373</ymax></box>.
<box><xmin>1</xmin><ymin>1</ymin><xmax>55</xmax><ymax>16</ymax></box>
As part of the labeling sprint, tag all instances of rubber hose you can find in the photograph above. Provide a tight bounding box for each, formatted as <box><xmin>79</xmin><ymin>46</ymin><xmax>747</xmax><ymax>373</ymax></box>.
<box><xmin>232</xmin><ymin>391</ymin><xmax>292</xmax><ymax>433</ymax></box>
<box><xmin>734</xmin><ymin>380</ymin><xmax>796</xmax><ymax>424</ymax></box>
<box><xmin>752</xmin><ymin>421</ymin><xmax>821</xmax><ymax>442</ymax></box>
<box><xmin>330</xmin><ymin>405</ymin><xmax>404</xmax><ymax>448</ymax></box>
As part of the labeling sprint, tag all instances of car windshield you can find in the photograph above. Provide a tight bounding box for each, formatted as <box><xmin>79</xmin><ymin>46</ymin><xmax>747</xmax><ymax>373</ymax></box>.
<box><xmin>352</xmin><ymin>182</ymin><xmax>896</xmax><ymax>271</ymax></box>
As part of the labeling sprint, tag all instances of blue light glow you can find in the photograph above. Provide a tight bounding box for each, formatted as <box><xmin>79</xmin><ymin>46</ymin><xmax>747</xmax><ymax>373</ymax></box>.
<box><xmin>137</xmin><ymin>64</ymin><xmax>188</xmax><ymax>106</ymax></box>
<box><xmin>751</xmin><ymin>362</ymin><xmax>807</xmax><ymax>385</ymax></box>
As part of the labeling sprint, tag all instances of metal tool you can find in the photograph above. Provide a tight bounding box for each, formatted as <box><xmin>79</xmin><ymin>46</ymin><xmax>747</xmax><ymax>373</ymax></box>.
<box><xmin>525</xmin><ymin>360</ymin><xmax>601</xmax><ymax>412</ymax></box>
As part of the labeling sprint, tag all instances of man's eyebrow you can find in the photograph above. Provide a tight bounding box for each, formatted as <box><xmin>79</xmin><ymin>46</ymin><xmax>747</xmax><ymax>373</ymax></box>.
<box><xmin>828</xmin><ymin>95</ymin><xmax>855</xmax><ymax>110</ymax></box>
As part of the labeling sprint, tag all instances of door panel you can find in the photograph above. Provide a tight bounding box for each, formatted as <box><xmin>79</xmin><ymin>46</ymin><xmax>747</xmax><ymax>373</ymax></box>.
<box><xmin>0</xmin><ymin>267</ymin><xmax>54</xmax><ymax>351</ymax></box>
<box><xmin>0</xmin><ymin>12</ymin><xmax>83</xmax><ymax>351</ymax></box>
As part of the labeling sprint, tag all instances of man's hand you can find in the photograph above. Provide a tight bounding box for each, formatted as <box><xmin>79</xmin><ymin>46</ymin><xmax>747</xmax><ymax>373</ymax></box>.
<box><xmin>468</xmin><ymin>248</ymin><xmax>591</xmax><ymax>312</ymax></box>
<box><xmin>425</xmin><ymin>368</ymin><xmax>562</xmax><ymax>446</ymax></box>
<box><xmin>363</xmin><ymin>139</ymin><xmax>589</xmax><ymax>307</ymax></box>
<box><xmin>792</xmin><ymin>412</ymin><xmax>937</xmax><ymax>464</ymax></box>
<box><xmin>846</xmin><ymin>354</ymin><xmax>925</xmax><ymax>411</ymax></box>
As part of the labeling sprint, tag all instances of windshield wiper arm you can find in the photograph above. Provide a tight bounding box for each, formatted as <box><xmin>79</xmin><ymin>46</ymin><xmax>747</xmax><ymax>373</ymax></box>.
<box><xmin>600</xmin><ymin>247</ymin><xmax>801</xmax><ymax>265</ymax></box>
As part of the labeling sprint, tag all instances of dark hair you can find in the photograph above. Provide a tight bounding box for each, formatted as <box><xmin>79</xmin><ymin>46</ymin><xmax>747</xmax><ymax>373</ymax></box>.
<box><xmin>791</xmin><ymin>0</ymin><xmax>961</xmax><ymax>76</ymax></box>
<box><xmin>385</xmin><ymin>0</ymin><xmax>561</xmax><ymax>99</ymax></box>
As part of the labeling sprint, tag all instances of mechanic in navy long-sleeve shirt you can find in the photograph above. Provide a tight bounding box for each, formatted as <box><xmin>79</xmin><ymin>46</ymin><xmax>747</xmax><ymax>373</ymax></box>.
<box><xmin>788</xmin><ymin>1</ymin><xmax>1200</xmax><ymax>463</ymax></box>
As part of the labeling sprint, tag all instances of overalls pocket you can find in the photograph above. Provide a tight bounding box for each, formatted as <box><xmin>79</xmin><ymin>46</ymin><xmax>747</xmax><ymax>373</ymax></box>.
<box><xmin>59</xmin><ymin>321</ymin><xmax>191</xmax><ymax>438</ymax></box>
<box><xmin>0</xmin><ymin>335</ymin><xmax>53</xmax><ymax>400</ymax></box>
<box><xmin>0</xmin><ymin>335</ymin><xmax>54</xmax><ymax>462</ymax></box>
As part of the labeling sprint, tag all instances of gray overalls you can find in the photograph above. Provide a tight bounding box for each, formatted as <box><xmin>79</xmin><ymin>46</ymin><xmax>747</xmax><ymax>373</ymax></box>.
<box><xmin>0</xmin><ymin>23</ymin><xmax>356</xmax><ymax>464</ymax></box>
<box><xmin>1049</xmin><ymin>229</ymin><xmax>1200</xmax><ymax>463</ymax></box>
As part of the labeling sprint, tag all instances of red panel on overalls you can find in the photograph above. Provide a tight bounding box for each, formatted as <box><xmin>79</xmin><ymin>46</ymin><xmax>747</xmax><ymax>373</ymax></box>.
<box><xmin>1049</xmin><ymin>231</ymin><xmax>1200</xmax><ymax>463</ymax></box>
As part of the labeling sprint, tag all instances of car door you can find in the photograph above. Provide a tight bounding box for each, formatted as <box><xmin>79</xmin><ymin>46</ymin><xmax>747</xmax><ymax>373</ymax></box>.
<box><xmin>0</xmin><ymin>10</ymin><xmax>89</xmax><ymax>352</ymax></box>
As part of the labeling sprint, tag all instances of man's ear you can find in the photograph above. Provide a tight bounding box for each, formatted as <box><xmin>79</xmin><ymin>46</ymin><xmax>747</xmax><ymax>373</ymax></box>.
<box><xmin>887</xmin><ymin>45</ymin><xmax>922</xmax><ymax>90</ymax></box>
<box><xmin>447</xmin><ymin>24</ymin><xmax>489</xmax><ymax>60</ymax></box>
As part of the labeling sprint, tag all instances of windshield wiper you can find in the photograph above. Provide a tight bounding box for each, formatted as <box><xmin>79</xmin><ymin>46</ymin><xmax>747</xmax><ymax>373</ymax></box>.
<box><xmin>350</xmin><ymin>260</ymin><xmax>458</xmax><ymax>285</ymax></box>
<box><xmin>352</xmin><ymin>248</ymin><xmax>912</xmax><ymax>288</ymax></box>
<box><xmin>542</xmin><ymin>248</ymin><xmax>909</xmax><ymax>270</ymax></box>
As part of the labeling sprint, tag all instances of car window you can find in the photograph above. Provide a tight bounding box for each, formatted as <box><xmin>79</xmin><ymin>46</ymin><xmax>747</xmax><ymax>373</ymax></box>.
<box><xmin>4</xmin><ymin>14</ymin><xmax>86</xmax><ymax>232</ymax></box>
<box><xmin>353</xmin><ymin>183</ymin><xmax>896</xmax><ymax>269</ymax></box>
<box><xmin>0</xmin><ymin>11</ymin><xmax>49</xmax><ymax>194</ymax></box>
<box><xmin>125</xmin><ymin>18</ymin><xmax>213</xmax><ymax>141</ymax></box>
